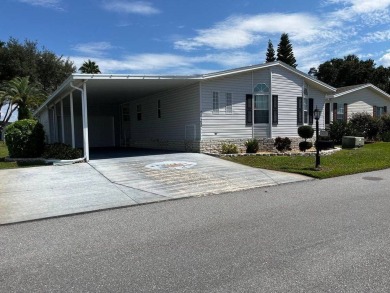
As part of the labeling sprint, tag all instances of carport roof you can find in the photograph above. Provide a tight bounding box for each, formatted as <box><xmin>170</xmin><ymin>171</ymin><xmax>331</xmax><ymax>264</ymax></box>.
<box><xmin>34</xmin><ymin>61</ymin><xmax>336</xmax><ymax>115</ymax></box>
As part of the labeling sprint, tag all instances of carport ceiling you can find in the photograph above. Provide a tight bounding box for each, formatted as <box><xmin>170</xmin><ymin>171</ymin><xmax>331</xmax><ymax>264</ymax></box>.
<box><xmin>83</xmin><ymin>77</ymin><xmax>201</xmax><ymax>105</ymax></box>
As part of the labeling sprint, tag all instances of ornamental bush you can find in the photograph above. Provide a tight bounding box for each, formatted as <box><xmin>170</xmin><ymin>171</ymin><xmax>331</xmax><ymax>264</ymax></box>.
<box><xmin>221</xmin><ymin>143</ymin><xmax>238</xmax><ymax>154</ymax></box>
<box><xmin>298</xmin><ymin>125</ymin><xmax>314</xmax><ymax>141</ymax></box>
<box><xmin>329</xmin><ymin>120</ymin><xmax>350</xmax><ymax>144</ymax></box>
<box><xmin>42</xmin><ymin>143</ymin><xmax>82</xmax><ymax>160</ymax></box>
<box><xmin>245</xmin><ymin>138</ymin><xmax>259</xmax><ymax>153</ymax></box>
<box><xmin>349</xmin><ymin>112</ymin><xmax>380</xmax><ymax>140</ymax></box>
<box><xmin>299</xmin><ymin>141</ymin><xmax>313</xmax><ymax>152</ymax></box>
<box><xmin>274</xmin><ymin>137</ymin><xmax>292</xmax><ymax>152</ymax></box>
<box><xmin>4</xmin><ymin>119</ymin><xmax>45</xmax><ymax>158</ymax></box>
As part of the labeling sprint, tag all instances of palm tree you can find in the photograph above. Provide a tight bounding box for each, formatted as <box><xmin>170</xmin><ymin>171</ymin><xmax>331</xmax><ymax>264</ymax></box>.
<box><xmin>79</xmin><ymin>59</ymin><xmax>101</xmax><ymax>74</ymax></box>
<box><xmin>0</xmin><ymin>77</ymin><xmax>45</xmax><ymax>124</ymax></box>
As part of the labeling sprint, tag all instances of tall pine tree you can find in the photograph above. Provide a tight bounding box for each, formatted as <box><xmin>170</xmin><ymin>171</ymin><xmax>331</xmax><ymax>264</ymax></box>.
<box><xmin>276</xmin><ymin>33</ymin><xmax>297</xmax><ymax>68</ymax></box>
<box><xmin>265</xmin><ymin>39</ymin><xmax>276</xmax><ymax>62</ymax></box>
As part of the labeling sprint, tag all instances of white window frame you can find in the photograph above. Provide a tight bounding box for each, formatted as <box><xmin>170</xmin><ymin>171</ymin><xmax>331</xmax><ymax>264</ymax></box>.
<box><xmin>337</xmin><ymin>104</ymin><xmax>344</xmax><ymax>121</ymax></box>
<box><xmin>377</xmin><ymin>106</ymin><xmax>385</xmax><ymax>117</ymax></box>
<box><xmin>254</xmin><ymin>94</ymin><xmax>269</xmax><ymax>124</ymax></box>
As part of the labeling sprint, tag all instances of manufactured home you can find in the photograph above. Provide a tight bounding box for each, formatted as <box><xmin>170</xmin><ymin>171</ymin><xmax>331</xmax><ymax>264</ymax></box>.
<box><xmin>324</xmin><ymin>83</ymin><xmax>390</xmax><ymax>125</ymax></box>
<box><xmin>34</xmin><ymin>61</ymin><xmax>336</xmax><ymax>160</ymax></box>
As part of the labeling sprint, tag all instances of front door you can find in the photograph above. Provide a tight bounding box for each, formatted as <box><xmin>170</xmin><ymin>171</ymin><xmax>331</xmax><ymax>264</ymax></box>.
<box><xmin>120</xmin><ymin>103</ymin><xmax>131</xmax><ymax>147</ymax></box>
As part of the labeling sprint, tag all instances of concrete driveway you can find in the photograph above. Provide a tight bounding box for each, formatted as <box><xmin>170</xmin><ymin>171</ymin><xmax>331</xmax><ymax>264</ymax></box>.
<box><xmin>0</xmin><ymin>151</ymin><xmax>311</xmax><ymax>225</ymax></box>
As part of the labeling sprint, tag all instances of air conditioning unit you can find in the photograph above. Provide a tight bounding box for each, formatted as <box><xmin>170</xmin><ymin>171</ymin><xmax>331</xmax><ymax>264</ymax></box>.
<box><xmin>342</xmin><ymin>136</ymin><xmax>364</xmax><ymax>148</ymax></box>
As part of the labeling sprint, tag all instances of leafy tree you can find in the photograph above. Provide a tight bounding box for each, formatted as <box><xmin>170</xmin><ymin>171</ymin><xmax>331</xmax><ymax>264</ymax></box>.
<box><xmin>0</xmin><ymin>37</ymin><xmax>76</xmax><ymax>94</ymax></box>
<box><xmin>276</xmin><ymin>33</ymin><xmax>297</xmax><ymax>68</ymax></box>
<box><xmin>0</xmin><ymin>77</ymin><xmax>45</xmax><ymax>131</ymax></box>
<box><xmin>79</xmin><ymin>59</ymin><xmax>101</xmax><ymax>74</ymax></box>
<box><xmin>316</xmin><ymin>54</ymin><xmax>390</xmax><ymax>93</ymax></box>
<box><xmin>265</xmin><ymin>39</ymin><xmax>276</xmax><ymax>62</ymax></box>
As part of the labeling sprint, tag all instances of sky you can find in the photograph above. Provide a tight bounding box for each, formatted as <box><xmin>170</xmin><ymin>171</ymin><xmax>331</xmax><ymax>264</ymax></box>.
<box><xmin>1</xmin><ymin>0</ymin><xmax>390</xmax><ymax>76</ymax></box>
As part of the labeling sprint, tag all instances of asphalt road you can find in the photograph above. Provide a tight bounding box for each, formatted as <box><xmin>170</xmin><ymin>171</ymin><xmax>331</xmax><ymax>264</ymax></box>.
<box><xmin>1</xmin><ymin>169</ymin><xmax>390</xmax><ymax>292</ymax></box>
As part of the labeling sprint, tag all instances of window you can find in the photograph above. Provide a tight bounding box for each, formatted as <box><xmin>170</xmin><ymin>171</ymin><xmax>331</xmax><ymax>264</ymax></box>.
<box><xmin>122</xmin><ymin>104</ymin><xmax>130</xmax><ymax>122</ymax></box>
<box><xmin>303</xmin><ymin>97</ymin><xmax>309</xmax><ymax>124</ymax></box>
<box><xmin>337</xmin><ymin>104</ymin><xmax>344</xmax><ymax>121</ymax></box>
<box><xmin>254</xmin><ymin>94</ymin><xmax>269</xmax><ymax>123</ymax></box>
<box><xmin>137</xmin><ymin>104</ymin><xmax>142</xmax><ymax>121</ymax></box>
<box><xmin>254</xmin><ymin>83</ymin><xmax>269</xmax><ymax>93</ymax></box>
<box><xmin>225</xmin><ymin>93</ymin><xmax>232</xmax><ymax>113</ymax></box>
<box><xmin>212</xmin><ymin>92</ymin><xmax>219</xmax><ymax>113</ymax></box>
<box><xmin>157</xmin><ymin>100</ymin><xmax>161</xmax><ymax>118</ymax></box>
<box><xmin>376</xmin><ymin>106</ymin><xmax>385</xmax><ymax>117</ymax></box>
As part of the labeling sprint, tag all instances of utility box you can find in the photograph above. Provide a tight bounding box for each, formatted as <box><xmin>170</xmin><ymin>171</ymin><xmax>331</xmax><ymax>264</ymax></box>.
<box><xmin>342</xmin><ymin>136</ymin><xmax>364</xmax><ymax>148</ymax></box>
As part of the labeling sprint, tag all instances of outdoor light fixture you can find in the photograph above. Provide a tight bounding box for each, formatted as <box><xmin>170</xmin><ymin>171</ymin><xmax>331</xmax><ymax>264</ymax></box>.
<box><xmin>314</xmin><ymin>106</ymin><xmax>321</xmax><ymax>170</ymax></box>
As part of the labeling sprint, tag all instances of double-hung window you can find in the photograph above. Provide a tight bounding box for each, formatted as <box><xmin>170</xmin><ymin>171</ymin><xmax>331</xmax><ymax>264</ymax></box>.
<box><xmin>254</xmin><ymin>95</ymin><xmax>269</xmax><ymax>123</ymax></box>
<box><xmin>337</xmin><ymin>104</ymin><xmax>344</xmax><ymax>121</ymax></box>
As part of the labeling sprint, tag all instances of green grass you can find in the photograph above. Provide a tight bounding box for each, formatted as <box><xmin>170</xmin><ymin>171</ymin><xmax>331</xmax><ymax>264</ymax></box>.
<box><xmin>0</xmin><ymin>141</ymin><xmax>47</xmax><ymax>169</ymax></box>
<box><xmin>224</xmin><ymin>142</ymin><xmax>390</xmax><ymax>179</ymax></box>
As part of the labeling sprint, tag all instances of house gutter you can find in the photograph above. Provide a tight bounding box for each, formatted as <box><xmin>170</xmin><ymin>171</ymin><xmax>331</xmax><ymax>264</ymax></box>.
<box><xmin>70</xmin><ymin>81</ymin><xmax>90</xmax><ymax>162</ymax></box>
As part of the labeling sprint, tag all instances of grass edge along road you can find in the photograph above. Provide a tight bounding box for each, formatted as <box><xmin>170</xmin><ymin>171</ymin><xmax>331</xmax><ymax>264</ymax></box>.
<box><xmin>224</xmin><ymin>142</ymin><xmax>390</xmax><ymax>179</ymax></box>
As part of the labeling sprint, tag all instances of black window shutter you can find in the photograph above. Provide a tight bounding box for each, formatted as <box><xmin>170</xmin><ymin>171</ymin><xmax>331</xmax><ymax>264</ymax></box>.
<box><xmin>297</xmin><ymin>97</ymin><xmax>303</xmax><ymax>125</ymax></box>
<box><xmin>333</xmin><ymin>103</ymin><xmax>338</xmax><ymax>122</ymax></box>
<box><xmin>373</xmin><ymin>105</ymin><xmax>377</xmax><ymax>118</ymax></box>
<box><xmin>344</xmin><ymin>103</ymin><xmax>348</xmax><ymax>122</ymax></box>
<box><xmin>384</xmin><ymin>106</ymin><xmax>388</xmax><ymax>114</ymax></box>
<box><xmin>325</xmin><ymin>103</ymin><xmax>330</xmax><ymax>124</ymax></box>
<box><xmin>309</xmin><ymin>98</ymin><xmax>314</xmax><ymax>125</ymax></box>
<box><xmin>246</xmin><ymin>94</ymin><xmax>252</xmax><ymax>124</ymax></box>
<box><xmin>272</xmin><ymin>95</ymin><xmax>278</xmax><ymax>125</ymax></box>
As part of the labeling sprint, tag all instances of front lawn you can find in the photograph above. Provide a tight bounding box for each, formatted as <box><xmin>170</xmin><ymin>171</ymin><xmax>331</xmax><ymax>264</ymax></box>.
<box><xmin>0</xmin><ymin>141</ymin><xmax>18</xmax><ymax>169</ymax></box>
<box><xmin>224</xmin><ymin>142</ymin><xmax>390</xmax><ymax>179</ymax></box>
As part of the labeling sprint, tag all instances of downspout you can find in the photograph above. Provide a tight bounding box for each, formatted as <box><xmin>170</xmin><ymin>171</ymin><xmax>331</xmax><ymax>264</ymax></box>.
<box><xmin>70</xmin><ymin>81</ymin><xmax>89</xmax><ymax>162</ymax></box>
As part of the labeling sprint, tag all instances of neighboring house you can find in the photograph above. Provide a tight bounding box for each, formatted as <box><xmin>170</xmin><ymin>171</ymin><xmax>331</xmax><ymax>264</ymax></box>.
<box><xmin>325</xmin><ymin>83</ymin><xmax>390</xmax><ymax>125</ymax></box>
<box><xmin>34</xmin><ymin>61</ymin><xmax>336</xmax><ymax>160</ymax></box>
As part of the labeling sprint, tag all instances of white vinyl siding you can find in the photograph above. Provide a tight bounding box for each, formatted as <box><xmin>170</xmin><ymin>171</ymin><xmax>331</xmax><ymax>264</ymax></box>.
<box><xmin>331</xmin><ymin>88</ymin><xmax>390</xmax><ymax>121</ymax></box>
<box><xmin>271</xmin><ymin>66</ymin><xmax>326</xmax><ymax>137</ymax></box>
<box><xmin>201</xmin><ymin>69</ymin><xmax>271</xmax><ymax>139</ymax></box>
<box><xmin>128</xmin><ymin>83</ymin><xmax>200</xmax><ymax>141</ymax></box>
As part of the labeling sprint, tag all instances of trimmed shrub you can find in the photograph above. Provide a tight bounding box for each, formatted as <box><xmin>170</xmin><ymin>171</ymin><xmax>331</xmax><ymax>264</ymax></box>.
<box><xmin>221</xmin><ymin>143</ymin><xmax>238</xmax><ymax>154</ymax></box>
<box><xmin>329</xmin><ymin>120</ymin><xmax>349</xmax><ymax>144</ymax></box>
<box><xmin>299</xmin><ymin>141</ymin><xmax>313</xmax><ymax>152</ymax></box>
<box><xmin>381</xmin><ymin>131</ymin><xmax>390</xmax><ymax>142</ymax></box>
<box><xmin>4</xmin><ymin>119</ymin><xmax>45</xmax><ymax>158</ymax></box>
<box><xmin>42</xmin><ymin>143</ymin><xmax>82</xmax><ymax>160</ymax></box>
<box><xmin>380</xmin><ymin>114</ymin><xmax>390</xmax><ymax>139</ymax></box>
<box><xmin>245</xmin><ymin>138</ymin><xmax>259</xmax><ymax>153</ymax></box>
<box><xmin>349</xmin><ymin>112</ymin><xmax>380</xmax><ymax>140</ymax></box>
<box><xmin>274</xmin><ymin>137</ymin><xmax>291</xmax><ymax>152</ymax></box>
<box><xmin>298</xmin><ymin>125</ymin><xmax>314</xmax><ymax>140</ymax></box>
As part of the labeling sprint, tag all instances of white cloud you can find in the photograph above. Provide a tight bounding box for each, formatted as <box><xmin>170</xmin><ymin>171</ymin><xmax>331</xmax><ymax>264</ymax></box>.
<box><xmin>326</xmin><ymin>0</ymin><xmax>390</xmax><ymax>24</ymax></box>
<box><xmin>362</xmin><ymin>30</ymin><xmax>390</xmax><ymax>42</ymax></box>
<box><xmin>72</xmin><ymin>42</ymin><xmax>114</xmax><ymax>56</ymax></box>
<box><xmin>175</xmin><ymin>13</ymin><xmax>324</xmax><ymax>51</ymax></box>
<box><xmin>18</xmin><ymin>0</ymin><xmax>63</xmax><ymax>10</ymax></box>
<box><xmin>101</xmin><ymin>1</ymin><xmax>159</xmax><ymax>15</ymax></box>
<box><xmin>379</xmin><ymin>50</ymin><xmax>390</xmax><ymax>66</ymax></box>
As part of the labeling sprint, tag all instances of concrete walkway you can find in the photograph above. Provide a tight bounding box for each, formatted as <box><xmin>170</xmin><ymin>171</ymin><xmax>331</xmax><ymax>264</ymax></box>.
<box><xmin>0</xmin><ymin>153</ymin><xmax>311</xmax><ymax>225</ymax></box>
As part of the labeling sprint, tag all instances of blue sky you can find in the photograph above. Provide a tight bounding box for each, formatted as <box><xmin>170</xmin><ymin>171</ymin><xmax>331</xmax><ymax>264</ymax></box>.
<box><xmin>1</xmin><ymin>0</ymin><xmax>390</xmax><ymax>76</ymax></box>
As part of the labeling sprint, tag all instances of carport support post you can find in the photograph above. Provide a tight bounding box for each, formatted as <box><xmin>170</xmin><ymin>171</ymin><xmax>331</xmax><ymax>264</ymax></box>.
<box><xmin>60</xmin><ymin>99</ymin><xmax>65</xmax><ymax>143</ymax></box>
<box><xmin>82</xmin><ymin>82</ymin><xmax>89</xmax><ymax>161</ymax></box>
<box><xmin>70</xmin><ymin>92</ymin><xmax>75</xmax><ymax>148</ymax></box>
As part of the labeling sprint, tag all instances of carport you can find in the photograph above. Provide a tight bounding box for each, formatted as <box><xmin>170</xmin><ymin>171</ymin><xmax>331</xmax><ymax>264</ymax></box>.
<box><xmin>34</xmin><ymin>74</ymin><xmax>201</xmax><ymax>161</ymax></box>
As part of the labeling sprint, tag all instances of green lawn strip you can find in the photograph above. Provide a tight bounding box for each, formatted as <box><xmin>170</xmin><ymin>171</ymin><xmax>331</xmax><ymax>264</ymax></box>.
<box><xmin>0</xmin><ymin>141</ymin><xmax>46</xmax><ymax>169</ymax></box>
<box><xmin>224</xmin><ymin>142</ymin><xmax>390</xmax><ymax>179</ymax></box>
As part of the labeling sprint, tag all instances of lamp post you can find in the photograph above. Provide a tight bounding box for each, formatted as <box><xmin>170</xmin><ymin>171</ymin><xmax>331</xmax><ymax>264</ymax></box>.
<box><xmin>314</xmin><ymin>106</ymin><xmax>321</xmax><ymax>170</ymax></box>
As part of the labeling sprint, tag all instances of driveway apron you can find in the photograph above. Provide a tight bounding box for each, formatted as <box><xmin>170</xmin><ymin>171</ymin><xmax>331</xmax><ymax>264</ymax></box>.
<box><xmin>0</xmin><ymin>152</ymin><xmax>311</xmax><ymax>224</ymax></box>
